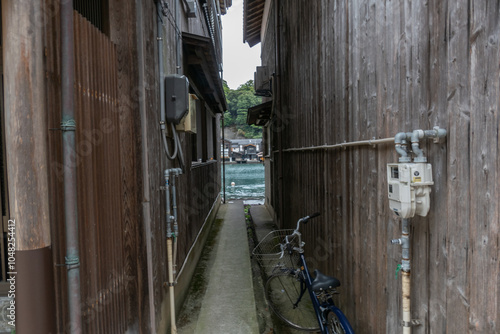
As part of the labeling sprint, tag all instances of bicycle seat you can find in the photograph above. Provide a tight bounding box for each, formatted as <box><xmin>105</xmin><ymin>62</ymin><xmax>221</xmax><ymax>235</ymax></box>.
<box><xmin>311</xmin><ymin>269</ymin><xmax>340</xmax><ymax>292</ymax></box>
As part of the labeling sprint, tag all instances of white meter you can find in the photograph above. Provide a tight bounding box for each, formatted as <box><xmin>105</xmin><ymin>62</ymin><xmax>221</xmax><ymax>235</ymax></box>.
<box><xmin>387</xmin><ymin>163</ymin><xmax>434</xmax><ymax>218</ymax></box>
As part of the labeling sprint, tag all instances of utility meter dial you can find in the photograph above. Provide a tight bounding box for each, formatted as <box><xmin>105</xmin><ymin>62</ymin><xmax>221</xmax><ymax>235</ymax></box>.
<box><xmin>387</xmin><ymin>163</ymin><xmax>433</xmax><ymax>218</ymax></box>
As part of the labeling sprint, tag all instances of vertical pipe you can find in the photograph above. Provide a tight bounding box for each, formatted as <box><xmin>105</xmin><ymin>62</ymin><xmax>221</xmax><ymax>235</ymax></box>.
<box><xmin>222</xmin><ymin>115</ymin><xmax>226</xmax><ymax>203</ymax></box>
<box><xmin>177</xmin><ymin>0</ymin><xmax>181</xmax><ymax>71</ymax></box>
<box><xmin>402</xmin><ymin>272</ymin><xmax>411</xmax><ymax>334</ymax></box>
<box><xmin>61</xmin><ymin>1</ymin><xmax>82</xmax><ymax>332</ymax></box>
<box><xmin>157</xmin><ymin>0</ymin><xmax>166</xmax><ymax>130</ymax></box>
<box><xmin>275</xmin><ymin>0</ymin><xmax>284</xmax><ymax>227</ymax></box>
<box><xmin>401</xmin><ymin>218</ymin><xmax>411</xmax><ymax>334</ymax></box>
<box><xmin>164</xmin><ymin>170</ymin><xmax>177</xmax><ymax>333</ymax></box>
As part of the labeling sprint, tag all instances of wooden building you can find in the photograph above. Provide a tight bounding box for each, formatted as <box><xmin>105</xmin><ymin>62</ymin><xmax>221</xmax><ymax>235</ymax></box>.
<box><xmin>1</xmin><ymin>0</ymin><xmax>230</xmax><ymax>333</ymax></box>
<box><xmin>245</xmin><ymin>0</ymin><xmax>500</xmax><ymax>333</ymax></box>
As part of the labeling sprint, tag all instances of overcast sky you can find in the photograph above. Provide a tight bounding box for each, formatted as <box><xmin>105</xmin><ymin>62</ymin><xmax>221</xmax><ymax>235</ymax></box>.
<box><xmin>221</xmin><ymin>0</ymin><xmax>262</xmax><ymax>90</ymax></box>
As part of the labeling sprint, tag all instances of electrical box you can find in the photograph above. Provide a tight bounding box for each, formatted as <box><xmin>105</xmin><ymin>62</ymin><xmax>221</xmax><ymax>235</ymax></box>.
<box><xmin>387</xmin><ymin>163</ymin><xmax>434</xmax><ymax>218</ymax></box>
<box><xmin>176</xmin><ymin>94</ymin><xmax>198</xmax><ymax>133</ymax></box>
<box><xmin>165</xmin><ymin>74</ymin><xmax>189</xmax><ymax>125</ymax></box>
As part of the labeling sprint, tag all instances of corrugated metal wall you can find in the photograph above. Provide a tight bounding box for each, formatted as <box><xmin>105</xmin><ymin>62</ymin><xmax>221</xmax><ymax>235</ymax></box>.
<box><xmin>263</xmin><ymin>0</ymin><xmax>500</xmax><ymax>333</ymax></box>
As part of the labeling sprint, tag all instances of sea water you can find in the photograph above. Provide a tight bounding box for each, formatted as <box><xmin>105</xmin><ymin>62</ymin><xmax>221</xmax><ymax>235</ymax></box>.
<box><xmin>222</xmin><ymin>163</ymin><xmax>265</xmax><ymax>200</ymax></box>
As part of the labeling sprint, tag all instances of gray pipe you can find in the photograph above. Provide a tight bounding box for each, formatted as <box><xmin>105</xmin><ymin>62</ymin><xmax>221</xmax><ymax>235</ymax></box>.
<box><xmin>394</xmin><ymin>132</ymin><xmax>412</xmax><ymax>162</ymax></box>
<box><xmin>157</xmin><ymin>0</ymin><xmax>166</xmax><ymax>130</ymax></box>
<box><xmin>61</xmin><ymin>1</ymin><xmax>82</xmax><ymax>332</ymax></box>
<box><xmin>165</xmin><ymin>169</ymin><xmax>172</xmax><ymax>237</ymax></box>
<box><xmin>411</xmin><ymin>126</ymin><xmax>447</xmax><ymax>163</ymax></box>
<box><xmin>175</xmin><ymin>0</ymin><xmax>181</xmax><ymax>74</ymax></box>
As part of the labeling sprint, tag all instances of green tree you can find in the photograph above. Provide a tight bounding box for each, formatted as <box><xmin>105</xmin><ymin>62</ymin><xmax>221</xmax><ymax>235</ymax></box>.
<box><xmin>222</xmin><ymin>80</ymin><xmax>263</xmax><ymax>139</ymax></box>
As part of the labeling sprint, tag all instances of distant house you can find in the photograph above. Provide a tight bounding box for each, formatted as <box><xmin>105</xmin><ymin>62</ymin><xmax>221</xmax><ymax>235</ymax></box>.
<box><xmin>221</xmin><ymin>139</ymin><xmax>262</xmax><ymax>161</ymax></box>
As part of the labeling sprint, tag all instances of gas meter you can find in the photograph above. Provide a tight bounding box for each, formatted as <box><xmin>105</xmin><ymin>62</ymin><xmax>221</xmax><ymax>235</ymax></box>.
<box><xmin>387</xmin><ymin>163</ymin><xmax>433</xmax><ymax>218</ymax></box>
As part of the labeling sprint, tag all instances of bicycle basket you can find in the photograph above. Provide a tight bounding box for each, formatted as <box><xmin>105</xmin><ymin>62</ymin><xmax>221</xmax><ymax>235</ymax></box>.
<box><xmin>252</xmin><ymin>229</ymin><xmax>301</xmax><ymax>275</ymax></box>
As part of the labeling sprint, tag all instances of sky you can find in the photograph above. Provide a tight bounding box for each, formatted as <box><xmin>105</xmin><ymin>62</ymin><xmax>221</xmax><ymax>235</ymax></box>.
<box><xmin>221</xmin><ymin>0</ymin><xmax>262</xmax><ymax>90</ymax></box>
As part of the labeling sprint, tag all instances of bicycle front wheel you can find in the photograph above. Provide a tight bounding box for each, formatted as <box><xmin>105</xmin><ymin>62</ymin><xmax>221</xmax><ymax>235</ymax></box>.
<box><xmin>265</xmin><ymin>273</ymin><xmax>320</xmax><ymax>332</ymax></box>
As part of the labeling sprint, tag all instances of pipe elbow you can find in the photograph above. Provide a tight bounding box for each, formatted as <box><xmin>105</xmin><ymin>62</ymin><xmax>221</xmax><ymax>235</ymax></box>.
<box><xmin>394</xmin><ymin>132</ymin><xmax>408</xmax><ymax>144</ymax></box>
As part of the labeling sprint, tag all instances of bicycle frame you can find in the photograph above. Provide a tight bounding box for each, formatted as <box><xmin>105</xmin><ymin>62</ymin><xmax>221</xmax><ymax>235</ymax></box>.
<box><xmin>294</xmin><ymin>249</ymin><xmax>354</xmax><ymax>334</ymax></box>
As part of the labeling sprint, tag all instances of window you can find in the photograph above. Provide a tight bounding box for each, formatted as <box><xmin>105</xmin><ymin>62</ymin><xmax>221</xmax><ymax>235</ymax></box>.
<box><xmin>191</xmin><ymin>100</ymin><xmax>217</xmax><ymax>164</ymax></box>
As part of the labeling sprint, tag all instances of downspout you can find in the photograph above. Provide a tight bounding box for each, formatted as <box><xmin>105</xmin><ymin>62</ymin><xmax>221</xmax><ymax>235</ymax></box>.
<box><xmin>61</xmin><ymin>2</ymin><xmax>82</xmax><ymax>332</ymax></box>
<box><xmin>392</xmin><ymin>219</ymin><xmax>411</xmax><ymax>334</ymax></box>
<box><xmin>137</xmin><ymin>0</ymin><xmax>157</xmax><ymax>331</ymax></box>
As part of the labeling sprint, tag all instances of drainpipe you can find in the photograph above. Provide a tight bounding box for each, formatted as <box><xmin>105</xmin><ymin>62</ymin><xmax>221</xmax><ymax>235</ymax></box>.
<box><xmin>61</xmin><ymin>1</ymin><xmax>82</xmax><ymax>332</ymax></box>
<box><xmin>392</xmin><ymin>219</ymin><xmax>411</xmax><ymax>333</ymax></box>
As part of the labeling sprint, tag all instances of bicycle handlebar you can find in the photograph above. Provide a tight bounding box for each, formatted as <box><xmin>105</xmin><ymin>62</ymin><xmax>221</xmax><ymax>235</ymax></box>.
<box><xmin>280</xmin><ymin>213</ymin><xmax>322</xmax><ymax>257</ymax></box>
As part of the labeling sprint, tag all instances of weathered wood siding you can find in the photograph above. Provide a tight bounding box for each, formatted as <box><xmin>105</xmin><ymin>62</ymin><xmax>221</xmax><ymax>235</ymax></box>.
<box><xmin>42</xmin><ymin>0</ymin><xmax>222</xmax><ymax>332</ymax></box>
<box><xmin>262</xmin><ymin>0</ymin><xmax>500</xmax><ymax>332</ymax></box>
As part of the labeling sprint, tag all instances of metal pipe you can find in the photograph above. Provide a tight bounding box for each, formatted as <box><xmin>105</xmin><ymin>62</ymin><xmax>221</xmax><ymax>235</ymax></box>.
<box><xmin>275</xmin><ymin>137</ymin><xmax>394</xmax><ymax>154</ymax></box>
<box><xmin>275</xmin><ymin>0</ymin><xmax>284</xmax><ymax>227</ymax></box>
<box><xmin>164</xmin><ymin>169</ymin><xmax>178</xmax><ymax>333</ymax></box>
<box><xmin>61</xmin><ymin>2</ymin><xmax>82</xmax><ymax>332</ymax></box>
<box><xmin>394</xmin><ymin>132</ymin><xmax>412</xmax><ymax>162</ymax></box>
<box><xmin>157</xmin><ymin>0</ymin><xmax>166</xmax><ymax>132</ymax></box>
<box><xmin>175</xmin><ymin>0</ymin><xmax>181</xmax><ymax>74</ymax></box>
<box><xmin>222</xmin><ymin>115</ymin><xmax>226</xmax><ymax>203</ymax></box>
<box><xmin>392</xmin><ymin>218</ymin><xmax>411</xmax><ymax>333</ymax></box>
<box><xmin>411</xmin><ymin>126</ymin><xmax>447</xmax><ymax>162</ymax></box>
<box><xmin>171</xmin><ymin>168</ymin><xmax>182</xmax><ymax>278</ymax></box>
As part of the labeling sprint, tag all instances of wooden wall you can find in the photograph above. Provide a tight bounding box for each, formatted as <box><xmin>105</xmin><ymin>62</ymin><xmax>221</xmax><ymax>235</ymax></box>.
<box><xmin>262</xmin><ymin>0</ymin><xmax>500</xmax><ymax>332</ymax></box>
<box><xmin>42</xmin><ymin>0</ymin><xmax>222</xmax><ymax>332</ymax></box>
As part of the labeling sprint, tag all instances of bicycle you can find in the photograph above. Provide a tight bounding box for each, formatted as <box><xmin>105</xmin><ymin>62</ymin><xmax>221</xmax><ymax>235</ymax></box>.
<box><xmin>253</xmin><ymin>213</ymin><xmax>354</xmax><ymax>333</ymax></box>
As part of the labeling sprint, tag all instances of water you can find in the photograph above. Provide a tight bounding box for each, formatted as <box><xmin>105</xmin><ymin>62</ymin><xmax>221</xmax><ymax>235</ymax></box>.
<box><xmin>222</xmin><ymin>163</ymin><xmax>265</xmax><ymax>200</ymax></box>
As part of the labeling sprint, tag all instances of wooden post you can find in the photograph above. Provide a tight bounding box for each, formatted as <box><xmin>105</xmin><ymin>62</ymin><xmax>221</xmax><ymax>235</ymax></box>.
<box><xmin>2</xmin><ymin>0</ymin><xmax>56</xmax><ymax>333</ymax></box>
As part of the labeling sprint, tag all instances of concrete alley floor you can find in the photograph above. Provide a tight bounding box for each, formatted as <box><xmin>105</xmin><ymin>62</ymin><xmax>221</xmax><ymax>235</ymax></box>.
<box><xmin>177</xmin><ymin>200</ymin><xmax>261</xmax><ymax>334</ymax></box>
<box><xmin>177</xmin><ymin>200</ymin><xmax>307</xmax><ymax>334</ymax></box>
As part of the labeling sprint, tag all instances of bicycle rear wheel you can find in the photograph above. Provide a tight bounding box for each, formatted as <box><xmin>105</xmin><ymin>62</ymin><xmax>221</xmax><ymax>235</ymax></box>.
<box><xmin>265</xmin><ymin>273</ymin><xmax>320</xmax><ymax>332</ymax></box>
<box><xmin>326</xmin><ymin>307</ymin><xmax>354</xmax><ymax>334</ymax></box>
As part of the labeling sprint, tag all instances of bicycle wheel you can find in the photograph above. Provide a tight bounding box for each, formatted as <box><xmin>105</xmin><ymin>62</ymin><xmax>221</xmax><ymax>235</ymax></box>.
<box><xmin>326</xmin><ymin>307</ymin><xmax>354</xmax><ymax>334</ymax></box>
<box><xmin>265</xmin><ymin>273</ymin><xmax>320</xmax><ymax>332</ymax></box>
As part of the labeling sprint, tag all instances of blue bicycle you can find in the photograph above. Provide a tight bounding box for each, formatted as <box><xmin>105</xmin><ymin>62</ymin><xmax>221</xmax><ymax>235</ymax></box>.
<box><xmin>253</xmin><ymin>213</ymin><xmax>354</xmax><ymax>333</ymax></box>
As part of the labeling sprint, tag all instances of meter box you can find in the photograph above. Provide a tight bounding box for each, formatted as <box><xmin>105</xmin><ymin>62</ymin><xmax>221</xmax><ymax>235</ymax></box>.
<box><xmin>387</xmin><ymin>163</ymin><xmax>434</xmax><ymax>218</ymax></box>
<box><xmin>165</xmin><ymin>74</ymin><xmax>189</xmax><ymax>125</ymax></box>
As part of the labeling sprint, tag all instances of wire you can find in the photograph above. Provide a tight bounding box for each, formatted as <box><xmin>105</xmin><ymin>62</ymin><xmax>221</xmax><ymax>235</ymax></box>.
<box><xmin>156</xmin><ymin>0</ymin><xmax>183</xmax><ymax>42</ymax></box>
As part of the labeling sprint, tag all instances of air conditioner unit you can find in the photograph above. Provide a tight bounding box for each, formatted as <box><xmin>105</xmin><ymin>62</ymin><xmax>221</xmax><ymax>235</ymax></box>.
<box><xmin>176</xmin><ymin>94</ymin><xmax>198</xmax><ymax>133</ymax></box>
<box><xmin>254</xmin><ymin>66</ymin><xmax>272</xmax><ymax>97</ymax></box>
